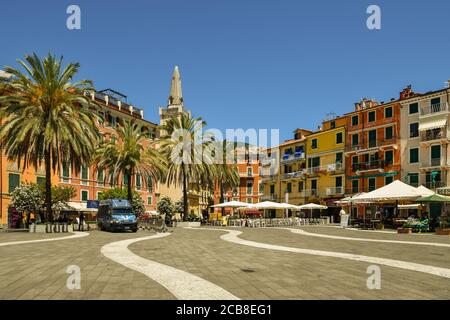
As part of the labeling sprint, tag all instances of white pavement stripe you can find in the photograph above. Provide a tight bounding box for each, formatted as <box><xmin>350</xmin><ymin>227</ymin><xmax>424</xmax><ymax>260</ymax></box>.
<box><xmin>101</xmin><ymin>233</ymin><xmax>239</xmax><ymax>300</ymax></box>
<box><xmin>282</xmin><ymin>228</ymin><xmax>450</xmax><ymax>248</ymax></box>
<box><xmin>0</xmin><ymin>231</ymin><xmax>89</xmax><ymax>247</ymax></box>
<box><xmin>187</xmin><ymin>228</ymin><xmax>450</xmax><ymax>279</ymax></box>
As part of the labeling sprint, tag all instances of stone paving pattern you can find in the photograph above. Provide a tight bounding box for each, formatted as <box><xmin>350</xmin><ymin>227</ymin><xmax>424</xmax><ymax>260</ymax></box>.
<box><xmin>0</xmin><ymin>226</ymin><xmax>449</xmax><ymax>299</ymax></box>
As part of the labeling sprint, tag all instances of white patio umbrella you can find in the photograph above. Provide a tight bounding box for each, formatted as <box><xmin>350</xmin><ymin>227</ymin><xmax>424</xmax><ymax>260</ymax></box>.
<box><xmin>415</xmin><ymin>185</ymin><xmax>435</xmax><ymax>196</ymax></box>
<box><xmin>211</xmin><ymin>201</ymin><xmax>251</xmax><ymax>208</ymax></box>
<box><xmin>352</xmin><ymin>180</ymin><xmax>421</xmax><ymax>203</ymax></box>
<box><xmin>248</xmin><ymin>201</ymin><xmax>297</xmax><ymax>218</ymax></box>
<box><xmin>297</xmin><ymin>203</ymin><xmax>328</xmax><ymax>218</ymax></box>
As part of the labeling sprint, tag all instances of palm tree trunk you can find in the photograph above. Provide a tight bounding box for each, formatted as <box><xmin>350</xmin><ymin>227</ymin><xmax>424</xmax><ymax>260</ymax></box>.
<box><xmin>220</xmin><ymin>181</ymin><xmax>225</xmax><ymax>218</ymax></box>
<box><xmin>182</xmin><ymin>167</ymin><xmax>188</xmax><ymax>221</ymax></box>
<box><xmin>127</xmin><ymin>170</ymin><xmax>133</xmax><ymax>205</ymax></box>
<box><xmin>44</xmin><ymin>150</ymin><xmax>53</xmax><ymax>221</ymax></box>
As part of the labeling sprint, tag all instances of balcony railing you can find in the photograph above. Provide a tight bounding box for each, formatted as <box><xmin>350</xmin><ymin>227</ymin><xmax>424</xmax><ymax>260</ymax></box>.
<box><xmin>306</xmin><ymin>166</ymin><xmax>324</xmax><ymax>175</ymax></box>
<box><xmin>326</xmin><ymin>187</ymin><xmax>344</xmax><ymax>196</ymax></box>
<box><xmin>260</xmin><ymin>194</ymin><xmax>277</xmax><ymax>201</ymax></box>
<box><xmin>420</xmin><ymin>102</ymin><xmax>449</xmax><ymax>116</ymax></box>
<box><xmin>261</xmin><ymin>174</ymin><xmax>277</xmax><ymax>182</ymax></box>
<box><xmin>420</xmin><ymin>130</ymin><xmax>447</xmax><ymax>142</ymax></box>
<box><xmin>324</xmin><ymin>162</ymin><xmax>344</xmax><ymax>172</ymax></box>
<box><xmin>352</xmin><ymin>160</ymin><xmax>385</xmax><ymax>171</ymax></box>
<box><xmin>281</xmin><ymin>170</ymin><xmax>306</xmax><ymax>180</ymax></box>
<box><xmin>422</xmin><ymin>158</ymin><xmax>442</xmax><ymax>168</ymax></box>
<box><xmin>425</xmin><ymin>181</ymin><xmax>447</xmax><ymax>189</ymax></box>
<box><xmin>239</xmin><ymin>172</ymin><xmax>254</xmax><ymax>178</ymax></box>
<box><xmin>345</xmin><ymin>137</ymin><xmax>397</xmax><ymax>152</ymax></box>
<box><xmin>304</xmin><ymin>189</ymin><xmax>319</xmax><ymax>197</ymax></box>
<box><xmin>281</xmin><ymin>152</ymin><xmax>305</xmax><ymax>163</ymax></box>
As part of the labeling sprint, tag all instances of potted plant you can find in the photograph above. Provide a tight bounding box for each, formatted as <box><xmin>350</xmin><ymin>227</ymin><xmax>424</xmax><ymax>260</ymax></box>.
<box><xmin>398</xmin><ymin>221</ymin><xmax>413</xmax><ymax>234</ymax></box>
<box><xmin>436</xmin><ymin>219</ymin><xmax>450</xmax><ymax>235</ymax></box>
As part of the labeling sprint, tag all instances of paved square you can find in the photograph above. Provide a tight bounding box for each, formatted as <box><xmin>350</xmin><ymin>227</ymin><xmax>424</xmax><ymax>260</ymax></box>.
<box><xmin>0</xmin><ymin>226</ymin><xmax>449</xmax><ymax>299</ymax></box>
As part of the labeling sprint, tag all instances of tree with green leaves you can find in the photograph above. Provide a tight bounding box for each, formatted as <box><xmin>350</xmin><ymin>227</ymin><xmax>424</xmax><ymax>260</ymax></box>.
<box><xmin>157</xmin><ymin>196</ymin><xmax>174</xmax><ymax>225</ymax></box>
<box><xmin>98</xmin><ymin>187</ymin><xmax>146</xmax><ymax>215</ymax></box>
<box><xmin>10</xmin><ymin>183</ymin><xmax>42</xmax><ymax>227</ymax></box>
<box><xmin>158</xmin><ymin>113</ymin><xmax>216</xmax><ymax>221</ymax></box>
<box><xmin>0</xmin><ymin>53</ymin><xmax>100</xmax><ymax>221</ymax></box>
<box><xmin>94</xmin><ymin>120</ymin><xmax>166</xmax><ymax>206</ymax></box>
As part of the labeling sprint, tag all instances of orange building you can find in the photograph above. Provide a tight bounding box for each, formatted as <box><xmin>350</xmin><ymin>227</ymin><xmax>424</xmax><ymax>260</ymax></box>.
<box><xmin>0</xmin><ymin>86</ymin><xmax>159</xmax><ymax>226</ymax></box>
<box><xmin>213</xmin><ymin>145</ymin><xmax>261</xmax><ymax>216</ymax></box>
<box><xmin>344</xmin><ymin>99</ymin><xmax>401</xmax><ymax>198</ymax></box>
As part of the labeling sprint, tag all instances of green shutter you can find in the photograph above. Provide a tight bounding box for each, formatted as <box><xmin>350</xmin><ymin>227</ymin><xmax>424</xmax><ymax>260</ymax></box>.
<box><xmin>8</xmin><ymin>174</ymin><xmax>20</xmax><ymax>194</ymax></box>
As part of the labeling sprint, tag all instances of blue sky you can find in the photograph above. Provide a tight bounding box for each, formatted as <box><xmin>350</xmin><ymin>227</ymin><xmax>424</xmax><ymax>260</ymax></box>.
<box><xmin>1</xmin><ymin>0</ymin><xmax>450</xmax><ymax>142</ymax></box>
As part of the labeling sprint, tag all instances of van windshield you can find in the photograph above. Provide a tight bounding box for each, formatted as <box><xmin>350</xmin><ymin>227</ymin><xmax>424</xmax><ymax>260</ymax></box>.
<box><xmin>112</xmin><ymin>208</ymin><xmax>134</xmax><ymax>215</ymax></box>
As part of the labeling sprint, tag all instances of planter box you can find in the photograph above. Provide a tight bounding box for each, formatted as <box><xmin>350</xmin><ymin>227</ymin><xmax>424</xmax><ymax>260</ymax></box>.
<box><xmin>176</xmin><ymin>221</ymin><xmax>201</xmax><ymax>228</ymax></box>
<box><xmin>436</xmin><ymin>228</ymin><xmax>450</xmax><ymax>236</ymax></box>
<box><xmin>375</xmin><ymin>224</ymin><xmax>385</xmax><ymax>230</ymax></box>
<box><xmin>397</xmin><ymin>227</ymin><xmax>412</xmax><ymax>234</ymax></box>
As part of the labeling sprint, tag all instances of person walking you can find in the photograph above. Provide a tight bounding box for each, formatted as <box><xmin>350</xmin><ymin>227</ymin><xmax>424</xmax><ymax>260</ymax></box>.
<box><xmin>78</xmin><ymin>212</ymin><xmax>85</xmax><ymax>231</ymax></box>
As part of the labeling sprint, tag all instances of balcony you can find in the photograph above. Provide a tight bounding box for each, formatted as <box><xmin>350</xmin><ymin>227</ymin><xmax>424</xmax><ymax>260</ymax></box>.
<box><xmin>239</xmin><ymin>172</ymin><xmax>255</xmax><ymax>178</ymax></box>
<box><xmin>345</xmin><ymin>137</ymin><xmax>398</xmax><ymax>152</ymax></box>
<box><xmin>352</xmin><ymin>160</ymin><xmax>385</xmax><ymax>172</ymax></box>
<box><xmin>281</xmin><ymin>152</ymin><xmax>305</xmax><ymax>164</ymax></box>
<box><xmin>420</xmin><ymin>102</ymin><xmax>449</xmax><ymax>117</ymax></box>
<box><xmin>281</xmin><ymin>170</ymin><xmax>306</xmax><ymax>180</ymax></box>
<box><xmin>260</xmin><ymin>194</ymin><xmax>277</xmax><ymax>201</ymax></box>
<box><xmin>425</xmin><ymin>181</ymin><xmax>447</xmax><ymax>189</ymax></box>
<box><xmin>326</xmin><ymin>187</ymin><xmax>344</xmax><ymax>196</ymax></box>
<box><xmin>306</xmin><ymin>166</ymin><xmax>325</xmax><ymax>176</ymax></box>
<box><xmin>420</xmin><ymin>129</ymin><xmax>447</xmax><ymax>142</ymax></box>
<box><xmin>421</xmin><ymin>158</ymin><xmax>446</xmax><ymax>169</ymax></box>
<box><xmin>324</xmin><ymin>162</ymin><xmax>344</xmax><ymax>173</ymax></box>
<box><xmin>304</xmin><ymin>189</ymin><xmax>319</xmax><ymax>197</ymax></box>
<box><xmin>261</xmin><ymin>174</ymin><xmax>277</xmax><ymax>182</ymax></box>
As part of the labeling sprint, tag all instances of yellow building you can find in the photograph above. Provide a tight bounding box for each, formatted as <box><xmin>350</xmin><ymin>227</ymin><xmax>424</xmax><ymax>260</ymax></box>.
<box><xmin>305</xmin><ymin>117</ymin><xmax>346</xmax><ymax>216</ymax></box>
<box><xmin>260</xmin><ymin>129</ymin><xmax>312</xmax><ymax>217</ymax></box>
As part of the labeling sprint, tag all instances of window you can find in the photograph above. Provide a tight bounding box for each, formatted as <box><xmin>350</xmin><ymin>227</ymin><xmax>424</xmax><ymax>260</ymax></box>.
<box><xmin>97</xmin><ymin>169</ymin><xmax>104</xmax><ymax>186</ymax></box>
<box><xmin>384</xmin><ymin>106</ymin><xmax>393</xmax><ymax>118</ymax></box>
<box><xmin>330</xmin><ymin>121</ymin><xmax>336</xmax><ymax>129</ymax></box>
<box><xmin>335</xmin><ymin>176</ymin><xmax>342</xmax><ymax>188</ymax></box>
<box><xmin>246</xmin><ymin>182</ymin><xmax>253</xmax><ymax>195</ymax></box>
<box><xmin>110</xmin><ymin>115</ymin><xmax>117</xmax><ymax>127</ymax></box>
<box><xmin>270</xmin><ymin>184</ymin><xmax>275</xmax><ymax>194</ymax></box>
<box><xmin>311</xmin><ymin>179</ymin><xmax>317</xmax><ymax>190</ymax></box>
<box><xmin>8</xmin><ymin>173</ymin><xmax>20</xmax><ymax>194</ymax></box>
<box><xmin>147</xmin><ymin>177</ymin><xmax>153</xmax><ymax>192</ymax></box>
<box><xmin>147</xmin><ymin>196</ymin><xmax>153</xmax><ymax>205</ymax></box>
<box><xmin>311</xmin><ymin>138</ymin><xmax>318</xmax><ymax>149</ymax></box>
<box><xmin>431</xmin><ymin>97</ymin><xmax>441</xmax><ymax>106</ymax></box>
<box><xmin>351</xmin><ymin>180</ymin><xmax>359</xmax><ymax>193</ymax></box>
<box><xmin>36</xmin><ymin>176</ymin><xmax>46</xmax><ymax>186</ymax></box>
<box><xmin>368</xmin><ymin>111</ymin><xmax>376</xmax><ymax>122</ymax></box>
<box><xmin>385</xmin><ymin>126</ymin><xmax>393</xmax><ymax>140</ymax></box>
<box><xmin>409</xmin><ymin>103</ymin><xmax>418</xmax><ymax>114</ymax></box>
<box><xmin>385</xmin><ymin>176</ymin><xmax>394</xmax><ymax>185</ymax></box>
<box><xmin>247</xmin><ymin>167</ymin><xmax>253</xmax><ymax>176</ymax></box>
<box><xmin>123</xmin><ymin>173</ymin><xmax>130</xmax><ymax>186</ymax></box>
<box><xmin>352</xmin><ymin>156</ymin><xmax>358</xmax><ymax>165</ymax></box>
<box><xmin>287</xmin><ymin>182</ymin><xmax>292</xmax><ymax>193</ymax></box>
<box><xmin>352</xmin><ymin>115</ymin><xmax>359</xmax><ymax>126</ymax></box>
<box><xmin>81</xmin><ymin>190</ymin><xmax>89</xmax><ymax>202</ymax></box>
<box><xmin>62</xmin><ymin>162</ymin><xmax>70</xmax><ymax>183</ymax></box>
<box><xmin>368</xmin><ymin>178</ymin><xmax>376</xmax><ymax>191</ymax></box>
<box><xmin>409</xmin><ymin>173</ymin><xmax>419</xmax><ymax>187</ymax></box>
<box><xmin>258</xmin><ymin>182</ymin><xmax>264</xmax><ymax>194</ymax></box>
<box><xmin>298</xmin><ymin>181</ymin><xmax>304</xmax><ymax>191</ymax></box>
<box><xmin>336</xmin><ymin>152</ymin><xmax>343</xmax><ymax>164</ymax></box>
<box><xmin>247</xmin><ymin>198</ymin><xmax>253</xmax><ymax>204</ymax></box>
<box><xmin>409</xmin><ymin>148</ymin><xmax>419</xmax><ymax>164</ymax></box>
<box><xmin>410</xmin><ymin>122</ymin><xmax>419</xmax><ymax>138</ymax></box>
<box><xmin>431</xmin><ymin>145</ymin><xmax>441</xmax><ymax>166</ymax></box>
<box><xmin>81</xmin><ymin>166</ymin><xmax>88</xmax><ymax>185</ymax></box>
<box><xmin>336</xmin><ymin>132</ymin><xmax>343</xmax><ymax>144</ymax></box>
<box><xmin>385</xmin><ymin>150</ymin><xmax>393</xmax><ymax>165</ymax></box>
<box><xmin>368</xmin><ymin>130</ymin><xmax>377</xmax><ymax>148</ymax></box>
<box><xmin>136</xmin><ymin>173</ymin><xmax>141</xmax><ymax>190</ymax></box>
<box><xmin>352</xmin><ymin>134</ymin><xmax>359</xmax><ymax>146</ymax></box>
<box><xmin>308</xmin><ymin>157</ymin><xmax>320</xmax><ymax>169</ymax></box>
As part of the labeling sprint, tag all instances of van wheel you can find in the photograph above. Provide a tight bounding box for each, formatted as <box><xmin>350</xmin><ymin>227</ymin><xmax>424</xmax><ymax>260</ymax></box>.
<box><xmin>132</xmin><ymin>228</ymin><xmax>138</xmax><ymax>233</ymax></box>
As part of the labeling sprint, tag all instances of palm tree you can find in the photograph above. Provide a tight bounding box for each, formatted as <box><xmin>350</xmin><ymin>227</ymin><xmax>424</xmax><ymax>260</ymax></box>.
<box><xmin>214</xmin><ymin>140</ymin><xmax>240</xmax><ymax>217</ymax></box>
<box><xmin>158</xmin><ymin>113</ymin><xmax>215</xmax><ymax>221</ymax></box>
<box><xmin>0</xmin><ymin>53</ymin><xmax>100</xmax><ymax>221</ymax></box>
<box><xmin>94</xmin><ymin>120</ymin><xmax>166</xmax><ymax>205</ymax></box>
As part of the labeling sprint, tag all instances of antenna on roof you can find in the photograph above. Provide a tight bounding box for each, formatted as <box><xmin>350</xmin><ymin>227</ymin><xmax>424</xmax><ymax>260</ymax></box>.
<box><xmin>324</xmin><ymin>112</ymin><xmax>336</xmax><ymax>121</ymax></box>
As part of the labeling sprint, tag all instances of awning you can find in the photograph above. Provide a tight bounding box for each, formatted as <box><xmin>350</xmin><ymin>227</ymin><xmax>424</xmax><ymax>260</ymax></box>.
<box><xmin>419</xmin><ymin>119</ymin><xmax>447</xmax><ymax>131</ymax></box>
<box><xmin>60</xmin><ymin>202</ymin><xmax>98</xmax><ymax>212</ymax></box>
